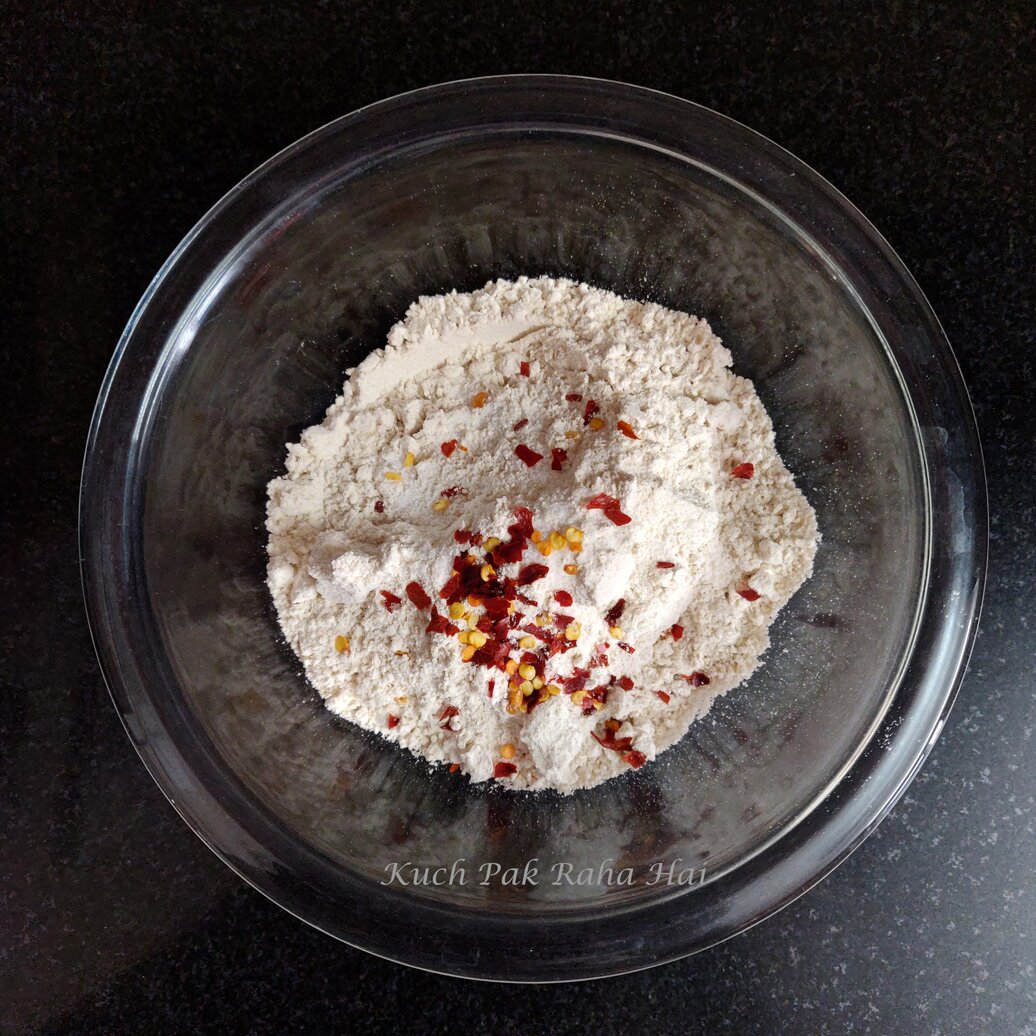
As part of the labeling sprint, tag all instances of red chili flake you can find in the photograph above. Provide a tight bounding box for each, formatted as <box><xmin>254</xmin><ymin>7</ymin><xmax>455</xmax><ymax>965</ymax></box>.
<box><xmin>439</xmin><ymin>704</ymin><xmax>460</xmax><ymax>730</ymax></box>
<box><xmin>441</xmin><ymin>485</ymin><xmax>466</xmax><ymax>498</ymax></box>
<box><xmin>565</xmin><ymin>392</ymin><xmax>583</xmax><ymax>402</ymax></box>
<box><xmin>622</xmin><ymin>750</ymin><xmax>647</xmax><ymax>769</ymax></box>
<box><xmin>449</xmin><ymin>763</ymin><xmax>460</xmax><ymax>773</ymax></box>
<box><xmin>680</xmin><ymin>672</ymin><xmax>711</xmax><ymax>687</ymax></box>
<box><xmin>554</xmin><ymin>589</ymin><xmax>573</xmax><ymax>607</ymax></box>
<box><xmin>482</xmin><ymin>597</ymin><xmax>510</xmax><ymax>619</ymax></box>
<box><xmin>521</xmin><ymin>623</ymin><xmax>551</xmax><ymax>643</ymax></box>
<box><xmin>519</xmin><ymin>360</ymin><xmax>531</xmax><ymax>377</ymax></box>
<box><xmin>671</xmin><ymin>624</ymin><xmax>684</xmax><ymax>641</ymax></box>
<box><xmin>438</xmin><ymin>573</ymin><xmax>461</xmax><ymax>602</ymax></box>
<box><xmin>617</xmin><ymin>420</ymin><xmax>639</xmax><ymax>440</ymax></box>
<box><xmin>617</xmin><ymin>642</ymin><xmax>635</xmax><ymax>654</ymax></box>
<box><xmin>550</xmin><ymin>447</ymin><xmax>568</xmax><ymax>471</ymax></box>
<box><xmin>494</xmin><ymin>761</ymin><xmax>517</xmax><ymax>778</ymax></box>
<box><xmin>591</xmin><ymin>730</ymin><xmax>634</xmax><ymax>752</ymax></box>
<box><xmin>380</xmin><ymin>590</ymin><xmax>402</xmax><ymax>612</ymax></box>
<box><xmin>586</xmin><ymin>492</ymin><xmax>620</xmax><ymax>511</ymax></box>
<box><xmin>731</xmin><ymin>462</ymin><xmax>755</xmax><ymax>479</ymax></box>
<box><xmin>583</xmin><ymin>398</ymin><xmax>600</xmax><ymax>425</ymax></box>
<box><xmin>550</xmin><ymin>635</ymin><xmax>576</xmax><ymax>658</ymax></box>
<box><xmin>605</xmin><ymin>599</ymin><xmax>626</xmax><ymax>626</ymax></box>
<box><xmin>513</xmin><ymin>417</ymin><xmax>529</xmax><ymax>431</ymax></box>
<box><xmin>492</xmin><ymin>538</ymin><xmax>525</xmax><ymax>566</ymax></box>
<box><xmin>514</xmin><ymin>443</ymin><xmax>543</xmax><ymax>467</ymax></box>
<box><xmin>656</xmin><ymin>690</ymin><xmax>671</xmax><ymax>704</ymax></box>
<box><xmin>618</xmin><ymin>675</ymin><xmax>635</xmax><ymax>691</ymax></box>
<box><xmin>510</xmin><ymin>506</ymin><xmax>534</xmax><ymax>537</ymax></box>
<box><xmin>604</xmin><ymin>507</ymin><xmax>632</xmax><ymax>526</ymax></box>
<box><xmin>656</xmin><ymin>561</ymin><xmax>675</xmax><ymax>569</ymax></box>
<box><xmin>516</xmin><ymin>563</ymin><xmax>549</xmax><ymax>586</ymax></box>
<box><xmin>454</xmin><ymin>529</ymin><xmax>474</xmax><ymax>544</ymax></box>
<box><xmin>387</xmin><ymin>714</ymin><xmax>400</xmax><ymax>729</ymax></box>
<box><xmin>474</xmin><ymin>640</ymin><xmax>511</xmax><ymax>670</ymax></box>
<box><xmin>737</xmin><ymin>586</ymin><xmax>761</xmax><ymax>601</ymax></box>
<box><xmin>441</xmin><ymin>439</ymin><xmax>459</xmax><ymax>458</ymax></box>
<box><xmin>374</xmin><ymin>500</ymin><xmax>385</xmax><ymax>513</ymax></box>
<box><xmin>487</xmin><ymin>679</ymin><xmax>495</xmax><ymax>698</ymax></box>
<box><xmin>405</xmin><ymin>581</ymin><xmax>432</xmax><ymax>609</ymax></box>
<box><xmin>588</xmin><ymin>641</ymin><xmax>610</xmax><ymax>668</ymax></box>
<box><xmin>561</xmin><ymin>668</ymin><xmax>590</xmax><ymax>693</ymax></box>
<box><xmin>425</xmin><ymin>608</ymin><xmax>460</xmax><ymax>637</ymax></box>
<box><xmin>553</xmin><ymin>613</ymin><xmax>574</xmax><ymax>630</ymax></box>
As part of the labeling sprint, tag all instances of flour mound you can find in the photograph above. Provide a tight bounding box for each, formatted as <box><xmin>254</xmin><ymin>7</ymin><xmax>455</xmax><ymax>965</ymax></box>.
<box><xmin>266</xmin><ymin>277</ymin><xmax>819</xmax><ymax>793</ymax></box>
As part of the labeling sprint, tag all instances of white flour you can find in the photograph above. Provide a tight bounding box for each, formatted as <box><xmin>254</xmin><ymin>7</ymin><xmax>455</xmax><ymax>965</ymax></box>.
<box><xmin>266</xmin><ymin>277</ymin><xmax>818</xmax><ymax>793</ymax></box>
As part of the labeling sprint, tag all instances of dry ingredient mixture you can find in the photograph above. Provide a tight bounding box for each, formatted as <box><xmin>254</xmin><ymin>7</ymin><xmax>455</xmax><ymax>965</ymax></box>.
<box><xmin>266</xmin><ymin>277</ymin><xmax>819</xmax><ymax>793</ymax></box>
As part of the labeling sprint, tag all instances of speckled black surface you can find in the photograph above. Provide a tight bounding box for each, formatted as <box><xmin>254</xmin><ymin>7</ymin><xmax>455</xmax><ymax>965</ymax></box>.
<box><xmin>2</xmin><ymin>2</ymin><xmax>1034</xmax><ymax>1033</ymax></box>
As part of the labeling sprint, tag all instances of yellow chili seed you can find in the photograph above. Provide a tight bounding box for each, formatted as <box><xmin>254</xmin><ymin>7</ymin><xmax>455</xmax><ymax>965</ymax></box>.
<box><xmin>471</xmin><ymin>390</ymin><xmax>488</xmax><ymax>408</ymax></box>
<box><xmin>530</xmin><ymin>530</ymin><xmax>542</xmax><ymax>543</ymax></box>
<box><xmin>589</xmin><ymin>417</ymin><xmax>605</xmax><ymax>431</ymax></box>
<box><xmin>457</xmin><ymin>631</ymin><xmax>470</xmax><ymax>644</ymax></box>
<box><xmin>563</xmin><ymin>563</ymin><xmax>579</xmax><ymax>575</ymax></box>
<box><xmin>549</xmin><ymin>531</ymin><xmax>566</xmax><ymax>550</ymax></box>
<box><xmin>565</xmin><ymin>527</ymin><xmax>584</xmax><ymax>543</ymax></box>
<box><xmin>334</xmin><ymin>635</ymin><xmax>350</xmax><ymax>653</ymax></box>
<box><xmin>469</xmin><ymin>630</ymin><xmax>488</xmax><ymax>648</ymax></box>
<box><xmin>532</xmin><ymin>677</ymin><xmax>544</xmax><ymax>690</ymax></box>
<box><xmin>500</xmin><ymin>743</ymin><xmax>516</xmax><ymax>760</ymax></box>
<box><xmin>519</xmin><ymin>635</ymin><xmax>537</xmax><ymax>649</ymax></box>
<box><xmin>385</xmin><ymin>471</ymin><xmax>402</xmax><ymax>481</ymax></box>
<box><xmin>505</xmin><ymin>659</ymin><xmax>518</xmax><ymax>675</ymax></box>
<box><xmin>572</xmin><ymin>690</ymin><xmax>587</xmax><ymax>704</ymax></box>
<box><xmin>467</xmin><ymin>594</ymin><xmax>481</xmax><ymax>607</ymax></box>
<box><xmin>534</xmin><ymin>613</ymin><xmax>552</xmax><ymax>627</ymax></box>
<box><xmin>480</xmin><ymin>564</ymin><xmax>495</xmax><ymax>582</ymax></box>
<box><xmin>518</xmin><ymin>663</ymin><xmax>536</xmax><ymax>680</ymax></box>
<box><xmin>564</xmin><ymin>430</ymin><xmax>581</xmax><ymax>439</ymax></box>
<box><xmin>570</xmin><ymin>542</ymin><xmax>583</xmax><ymax>554</ymax></box>
<box><xmin>467</xmin><ymin>616</ymin><xmax>479</xmax><ymax>630</ymax></box>
<box><xmin>546</xmin><ymin>684</ymin><xmax>561</xmax><ymax>696</ymax></box>
<box><xmin>610</xmin><ymin>625</ymin><xmax>624</xmax><ymax>639</ymax></box>
<box><xmin>403</xmin><ymin>451</ymin><xmax>416</xmax><ymax>468</ymax></box>
<box><xmin>432</xmin><ymin>498</ymin><xmax>450</xmax><ymax>512</ymax></box>
<box><xmin>483</xmin><ymin>536</ymin><xmax>501</xmax><ymax>551</ymax></box>
<box><xmin>536</xmin><ymin>540</ymin><xmax>553</xmax><ymax>557</ymax></box>
<box><xmin>395</xmin><ymin>695</ymin><xmax>409</xmax><ymax>703</ymax></box>
<box><xmin>564</xmin><ymin>622</ymin><xmax>581</xmax><ymax>641</ymax></box>
<box><xmin>592</xmin><ymin>700</ymin><xmax>604</xmax><ymax>710</ymax></box>
<box><xmin>448</xmin><ymin>602</ymin><xmax>467</xmax><ymax>620</ymax></box>
<box><xmin>461</xmin><ymin>645</ymin><xmax>477</xmax><ymax>661</ymax></box>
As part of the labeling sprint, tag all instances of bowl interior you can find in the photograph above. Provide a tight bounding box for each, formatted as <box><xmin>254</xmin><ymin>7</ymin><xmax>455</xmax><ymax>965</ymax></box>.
<box><xmin>137</xmin><ymin>128</ymin><xmax>925</xmax><ymax>913</ymax></box>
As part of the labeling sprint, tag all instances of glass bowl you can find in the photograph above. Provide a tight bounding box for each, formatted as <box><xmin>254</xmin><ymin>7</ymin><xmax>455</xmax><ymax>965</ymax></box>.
<box><xmin>80</xmin><ymin>76</ymin><xmax>985</xmax><ymax>981</ymax></box>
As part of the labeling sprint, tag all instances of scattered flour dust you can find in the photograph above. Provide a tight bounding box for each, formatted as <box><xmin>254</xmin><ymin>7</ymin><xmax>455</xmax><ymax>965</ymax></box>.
<box><xmin>266</xmin><ymin>277</ymin><xmax>819</xmax><ymax>793</ymax></box>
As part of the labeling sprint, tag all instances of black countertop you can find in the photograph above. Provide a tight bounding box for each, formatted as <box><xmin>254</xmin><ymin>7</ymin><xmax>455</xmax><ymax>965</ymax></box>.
<box><xmin>2</xmin><ymin>3</ymin><xmax>1033</xmax><ymax>1033</ymax></box>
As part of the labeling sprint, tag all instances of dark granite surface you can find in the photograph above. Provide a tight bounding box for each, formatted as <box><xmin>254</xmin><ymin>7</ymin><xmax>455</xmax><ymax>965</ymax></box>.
<box><xmin>2</xmin><ymin>2</ymin><xmax>1033</xmax><ymax>1033</ymax></box>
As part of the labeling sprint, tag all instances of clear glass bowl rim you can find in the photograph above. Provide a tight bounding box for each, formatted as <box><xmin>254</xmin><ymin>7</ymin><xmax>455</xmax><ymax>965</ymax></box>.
<box><xmin>79</xmin><ymin>75</ymin><xmax>987</xmax><ymax>982</ymax></box>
